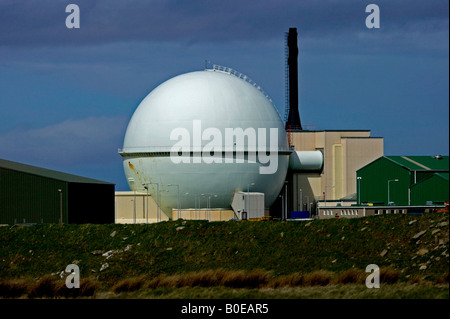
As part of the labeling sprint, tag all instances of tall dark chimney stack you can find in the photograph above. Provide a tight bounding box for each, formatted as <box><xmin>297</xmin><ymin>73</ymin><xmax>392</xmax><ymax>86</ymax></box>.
<box><xmin>285</xmin><ymin>27</ymin><xmax>302</xmax><ymax>131</ymax></box>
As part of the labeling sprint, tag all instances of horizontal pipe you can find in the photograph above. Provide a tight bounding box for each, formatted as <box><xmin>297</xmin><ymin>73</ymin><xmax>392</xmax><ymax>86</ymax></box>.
<box><xmin>289</xmin><ymin>151</ymin><xmax>323</xmax><ymax>171</ymax></box>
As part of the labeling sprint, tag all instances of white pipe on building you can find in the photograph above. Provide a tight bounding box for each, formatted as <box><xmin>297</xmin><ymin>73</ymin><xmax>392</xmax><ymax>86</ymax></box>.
<box><xmin>289</xmin><ymin>151</ymin><xmax>323</xmax><ymax>171</ymax></box>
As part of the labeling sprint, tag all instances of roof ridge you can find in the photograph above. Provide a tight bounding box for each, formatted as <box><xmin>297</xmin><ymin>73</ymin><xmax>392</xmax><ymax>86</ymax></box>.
<box><xmin>400</xmin><ymin>156</ymin><xmax>431</xmax><ymax>170</ymax></box>
<box><xmin>0</xmin><ymin>158</ymin><xmax>113</xmax><ymax>185</ymax></box>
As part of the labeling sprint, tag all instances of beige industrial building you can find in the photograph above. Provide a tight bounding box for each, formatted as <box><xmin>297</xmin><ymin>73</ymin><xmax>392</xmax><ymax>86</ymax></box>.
<box><xmin>115</xmin><ymin>191</ymin><xmax>235</xmax><ymax>223</ymax></box>
<box><xmin>115</xmin><ymin>191</ymin><xmax>168</xmax><ymax>224</ymax></box>
<box><xmin>287</xmin><ymin>130</ymin><xmax>384</xmax><ymax>214</ymax></box>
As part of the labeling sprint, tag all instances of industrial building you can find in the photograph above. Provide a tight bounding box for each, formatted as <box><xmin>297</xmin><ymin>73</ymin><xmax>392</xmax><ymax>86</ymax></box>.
<box><xmin>0</xmin><ymin>158</ymin><xmax>115</xmax><ymax>225</ymax></box>
<box><xmin>357</xmin><ymin>155</ymin><xmax>449</xmax><ymax>206</ymax></box>
<box><xmin>115</xmin><ymin>191</ymin><xmax>168</xmax><ymax>223</ymax></box>
<box><xmin>115</xmin><ymin>191</ymin><xmax>235</xmax><ymax>222</ymax></box>
<box><xmin>283</xmin><ymin>130</ymin><xmax>383</xmax><ymax>217</ymax></box>
<box><xmin>316</xmin><ymin>155</ymin><xmax>449</xmax><ymax>219</ymax></box>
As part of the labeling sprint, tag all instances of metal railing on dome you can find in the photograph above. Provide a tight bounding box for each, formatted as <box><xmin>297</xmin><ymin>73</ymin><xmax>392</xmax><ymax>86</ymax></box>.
<box><xmin>206</xmin><ymin>65</ymin><xmax>284</xmax><ymax>121</ymax></box>
<box><xmin>209</xmin><ymin>64</ymin><xmax>273</xmax><ymax>102</ymax></box>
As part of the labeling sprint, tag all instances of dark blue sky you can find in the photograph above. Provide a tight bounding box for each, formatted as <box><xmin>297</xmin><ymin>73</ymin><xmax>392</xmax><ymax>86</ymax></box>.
<box><xmin>0</xmin><ymin>0</ymin><xmax>448</xmax><ymax>190</ymax></box>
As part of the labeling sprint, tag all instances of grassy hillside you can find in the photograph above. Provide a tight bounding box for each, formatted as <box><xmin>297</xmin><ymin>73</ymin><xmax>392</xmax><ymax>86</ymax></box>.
<box><xmin>0</xmin><ymin>211</ymin><xmax>448</xmax><ymax>298</ymax></box>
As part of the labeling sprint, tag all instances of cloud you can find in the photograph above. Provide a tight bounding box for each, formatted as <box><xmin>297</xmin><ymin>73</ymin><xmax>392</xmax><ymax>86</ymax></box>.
<box><xmin>0</xmin><ymin>115</ymin><xmax>128</xmax><ymax>166</ymax></box>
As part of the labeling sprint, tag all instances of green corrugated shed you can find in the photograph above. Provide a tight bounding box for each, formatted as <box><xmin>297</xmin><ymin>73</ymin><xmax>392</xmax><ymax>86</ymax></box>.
<box><xmin>410</xmin><ymin>173</ymin><xmax>449</xmax><ymax>206</ymax></box>
<box><xmin>0</xmin><ymin>158</ymin><xmax>115</xmax><ymax>224</ymax></box>
<box><xmin>356</xmin><ymin>156</ymin><xmax>449</xmax><ymax>206</ymax></box>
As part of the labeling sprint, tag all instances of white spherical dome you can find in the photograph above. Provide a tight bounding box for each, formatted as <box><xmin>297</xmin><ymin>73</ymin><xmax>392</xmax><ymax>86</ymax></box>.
<box><xmin>121</xmin><ymin>69</ymin><xmax>289</xmax><ymax>217</ymax></box>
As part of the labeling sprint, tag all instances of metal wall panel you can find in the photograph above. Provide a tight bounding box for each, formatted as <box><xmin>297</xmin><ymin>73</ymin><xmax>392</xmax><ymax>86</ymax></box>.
<box><xmin>411</xmin><ymin>174</ymin><xmax>449</xmax><ymax>205</ymax></box>
<box><xmin>0</xmin><ymin>168</ymin><xmax>68</xmax><ymax>224</ymax></box>
<box><xmin>357</xmin><ymin>158</ymin><xmax>410</xmax><ymax>205</ymax></box>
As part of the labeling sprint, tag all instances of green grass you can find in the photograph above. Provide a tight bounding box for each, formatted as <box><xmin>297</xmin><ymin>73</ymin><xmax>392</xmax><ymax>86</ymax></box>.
<box><xmin>0</xmin><ymin>211</ymin><xmax>448</xmax><ymax>298</ymax></box>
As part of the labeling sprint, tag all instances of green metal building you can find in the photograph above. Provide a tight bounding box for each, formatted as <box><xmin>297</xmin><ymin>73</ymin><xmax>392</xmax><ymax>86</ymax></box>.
<box><xmin>0</xmin><ymin>158</ymin><xmax>115</xmax><ymax>225</ymax></box>
<box><xmin>356</xmin><ymin>155</ymin><xmax>449</xmax><ymax>206</ymax></box>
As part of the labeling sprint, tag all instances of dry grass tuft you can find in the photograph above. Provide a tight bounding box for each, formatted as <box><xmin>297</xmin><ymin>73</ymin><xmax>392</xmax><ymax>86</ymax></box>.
<box><xmin>112</xmin><ymin>276</ymin><xmax>146</xmax><ymax>293</ymax></box>
<box><xmin>28</xmin><ymin>275</ymin><xmax>58</xmax><ymax>298</ymax></box>
<box><xmin>434</xmin><ymin>271</ymin><xmax>449</xmax><ymax>285</ymax></box>
<box><xmin>2</xmin><ymin>265</ymin><xmax>447</xmax><ymax>299</ymax></box>
<box><xmin>0</xmin><ymin>275</ymin><xmax>100</xmax><ymax>298</ymax></box>
<box><xmin>0</xmin><ymin>278</ymin><xmax>30</xmax><ymax>298</ymax></box>
<box><xmin>267</xmin><ymin>273</ymin><xmax>304</xmax><ymax>288</ymax></box>
<box><xmin>173</xmin><ymin>269</ymin><xmax>227</xmax><ymax>287</ymax></box>
<box><xmin>379</xmin><ymin>267</ymin><xmax>401</xmax><ymax>285</ymax></box>
<box><xmin>335</xmin><ymin>268</ymin><xmax>365</xmax><ymax>285</ymax></box>
<box><xmin>221</xmin><ymin>269</ymin><xmax>270</xmax><ymax>288</ymax></box>
<box><xmin>303</xmin><ymin>270</ymin><xmax>334</xmax><ymax>286</ymax></box>
<box><xmin>144</xmin><ymin>269</ymin><xmax>271</xmax><ymax>289</ymax></box>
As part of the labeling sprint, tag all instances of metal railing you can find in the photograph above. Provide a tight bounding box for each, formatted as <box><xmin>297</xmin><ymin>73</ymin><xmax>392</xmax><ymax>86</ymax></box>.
<box><xmin>209</xmin><ymin>64</ymin><xmax>272</xmax><ymax>102</ymax></box>
<box><xmin>206</xmin><ymin>64</ymin><xmax>284</xmax><ymax>121</ymax></box>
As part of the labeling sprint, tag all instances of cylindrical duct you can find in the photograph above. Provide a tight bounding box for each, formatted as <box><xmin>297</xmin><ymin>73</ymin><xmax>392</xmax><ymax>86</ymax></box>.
<box><xmin>289</xmin><ymin>151</ymin><xmax>323</xmax><ymax>171</ymax></box>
